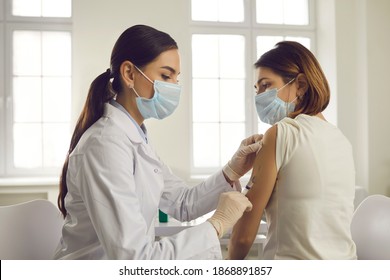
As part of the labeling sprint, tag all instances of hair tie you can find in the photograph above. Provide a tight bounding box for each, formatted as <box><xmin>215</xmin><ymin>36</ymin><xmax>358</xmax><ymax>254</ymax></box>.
<box><xmin>106</xmin><ymin>68</ymin><xmax>113</xmax><ymax>78</ymax></box>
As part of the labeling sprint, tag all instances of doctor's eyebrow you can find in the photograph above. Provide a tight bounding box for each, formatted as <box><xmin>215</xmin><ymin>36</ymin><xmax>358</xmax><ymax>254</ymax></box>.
<box><xmin>161</xmin><ymin>66</ymin><xmax>180</xmax><ymax>75</ymax></box>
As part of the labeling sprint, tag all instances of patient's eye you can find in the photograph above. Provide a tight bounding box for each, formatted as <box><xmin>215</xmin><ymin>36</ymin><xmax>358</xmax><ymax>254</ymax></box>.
<box><xmin>161</xmin><ymin>74</ymin><xmax>170</xmax><ymax>80</ymax></box>
<box><xmin>261</xmin><ymin>82</ymin><xmax>270</xmax><ymax>89</ymax></box>
<box><xmin>257</xmin><ymin>82</ymin><xmax>270</xmax><ymax>94</ymax></box>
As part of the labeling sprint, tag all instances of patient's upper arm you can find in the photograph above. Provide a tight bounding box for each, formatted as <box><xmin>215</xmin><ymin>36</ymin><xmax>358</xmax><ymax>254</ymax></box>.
<box><xmin>236</xmin><ymin>125</ymin><xmax>278</xmax><ymax>234</ymax></box>
<box><xmin>250</xmin><ymin>125</ymin><xmax>278</xmax><ymax>192</ymax></box>
<box><xmin>228</xmin><ymin>125</ymin><xmax>279</xmax><ymax>259</ymax></box>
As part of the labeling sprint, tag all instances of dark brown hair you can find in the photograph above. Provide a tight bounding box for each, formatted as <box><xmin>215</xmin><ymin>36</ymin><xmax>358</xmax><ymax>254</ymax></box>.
<box><xmin>254</xmin><ymin>41</ymin><xmax>330</xmax><ymax>118</ymax></box>
<box><xmin>58</xmin><ymin>25</ymin><xmax>178</xmax><ymax>218</ymax></box>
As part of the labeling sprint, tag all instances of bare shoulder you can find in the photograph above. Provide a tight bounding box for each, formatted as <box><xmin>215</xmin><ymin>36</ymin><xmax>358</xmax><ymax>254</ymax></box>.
<box><xmin>262</xmin><ymin>124</ymin><xmax>277</xmax><ymax>146</ymax></box>
<box><xmin>252</xmin><ymin>125</ymin><xmax>277</xmax><ymax>174</ymax></box>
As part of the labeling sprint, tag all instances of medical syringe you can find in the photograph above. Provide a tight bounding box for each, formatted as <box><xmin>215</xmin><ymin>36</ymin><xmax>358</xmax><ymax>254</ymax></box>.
<box><xmin>242</xmin><ymin>177</ymin><xmax>255</xmax><ymax>195</ymax></box>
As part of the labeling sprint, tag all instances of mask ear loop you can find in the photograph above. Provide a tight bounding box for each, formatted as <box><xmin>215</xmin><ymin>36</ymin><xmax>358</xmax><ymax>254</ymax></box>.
<box><xmin>131</xmin><ymin>86</ymin><xmax>141</xmax><ymax>98</ymax></box>
<box><xmin>132</xmin><ymin>64</ymin><xmax>155</xmax><ymax>99</ymax></box>
<box><xmin>133</xmin><ymin>65</ymin><xmax>154</xmax><ymax>84</ymax></box>
<box><xmin>282</xmin><ymin>77</ymin><xmax>297</xmax><ymax>116</ymax></box>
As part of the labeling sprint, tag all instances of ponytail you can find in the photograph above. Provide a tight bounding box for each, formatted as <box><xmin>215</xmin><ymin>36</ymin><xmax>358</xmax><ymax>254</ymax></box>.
<box><xmin>58</xmin><ymin>70</ymin><xmax>114</xmax><ymax>218</ymax></box>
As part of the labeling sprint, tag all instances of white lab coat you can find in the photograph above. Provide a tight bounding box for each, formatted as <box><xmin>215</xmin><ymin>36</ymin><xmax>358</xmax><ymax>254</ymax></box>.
<box><xmin>54</xmin><ymin>103</ymin><xmax>234</xmax><ymax>259</ymax></box>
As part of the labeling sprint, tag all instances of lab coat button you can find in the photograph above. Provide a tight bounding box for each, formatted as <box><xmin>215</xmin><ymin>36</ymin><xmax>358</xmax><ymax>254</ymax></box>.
<box><xmin>154</xmin><ymin>168</ymin><xmax>159</xmax><ymax>173</ymax></box>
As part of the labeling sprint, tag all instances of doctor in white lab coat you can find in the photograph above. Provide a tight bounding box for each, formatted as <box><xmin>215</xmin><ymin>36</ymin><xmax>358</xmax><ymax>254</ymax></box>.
<box><xmin>54</xmin><ymin>25</ymin><xmax>260</xmax><ymax>260</ymax></box>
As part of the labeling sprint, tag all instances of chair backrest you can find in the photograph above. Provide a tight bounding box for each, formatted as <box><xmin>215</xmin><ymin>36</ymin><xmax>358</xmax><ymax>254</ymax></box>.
<box><xmin>350</xmin><ymin>194</ymin><xmax>390</xmax><ymax>260</ymax></box>
<box><xmin>0</xmin><ymin>199</ymin><xmax>64</xmax><ymax>260</ymax></box>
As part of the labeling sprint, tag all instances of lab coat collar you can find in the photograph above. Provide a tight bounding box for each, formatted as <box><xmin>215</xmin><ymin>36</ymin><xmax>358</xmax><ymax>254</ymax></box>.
<box><xmin>109</xmin><ymin>100</ymin><xmax>148</xmax><ymax>143</ymax></box>
<box><xmin>103</xmin><ymin>102</ymin><xmax>144</xmax><ymax>144</ymax></box>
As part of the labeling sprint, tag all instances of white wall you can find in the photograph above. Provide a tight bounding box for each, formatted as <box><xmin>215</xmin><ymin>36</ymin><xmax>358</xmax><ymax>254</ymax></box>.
<box><xmin>330</xmin><ymin>0</ymin><xmax>390</xmax><ymax>195</ymax></box>
<box><xmin>366</xmin><ymin>0</ymin><xmax>390</xmax><ymax>196</ymax></box>
<box><xmin>2</xmin><ymin>0</ymin><xmax>390</xmax><ymax>205</ymax></box>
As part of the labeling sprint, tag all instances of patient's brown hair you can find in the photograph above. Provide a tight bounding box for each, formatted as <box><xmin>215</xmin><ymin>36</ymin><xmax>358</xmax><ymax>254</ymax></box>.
<box><xmin>254</xmin><ymin>41</ymin><xmax>330</xmax><ymax>118</ymax></box>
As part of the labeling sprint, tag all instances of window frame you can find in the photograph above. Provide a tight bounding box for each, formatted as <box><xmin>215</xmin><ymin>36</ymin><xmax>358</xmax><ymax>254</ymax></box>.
<box><xmin>189</xmin><ymin>0</ymin><xmax>316</xmax><ymax>177</ymax></box>
<box><xmin>5</xmin><ymin>0</ymin><xmax>72</xmax><ymax>23</ymax></box>
<box><xmin>251</xmin><ymin>0</ymin><xmax>316</xmax><ymax>31</ymax></box>
<box><xmin>1</xmin><ymin>0</ymin><xmax>72</xmax><ymax>178</ymax></box>
<box><xmin>189</xmin><ymin>26</ymin><xmax>254</xmax><ymax>175</ymax></box>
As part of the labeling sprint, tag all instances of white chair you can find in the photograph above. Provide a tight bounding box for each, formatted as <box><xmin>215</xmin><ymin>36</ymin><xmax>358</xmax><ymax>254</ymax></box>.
<box><xmin>350</xmin><ymin>194</ymin><xmax>390</xmax><ymax>259</ymax></box>
<box><xmin>0</xmin><ymin>199</ymin><xmax>64</xmax><ymax>260</ymax></box>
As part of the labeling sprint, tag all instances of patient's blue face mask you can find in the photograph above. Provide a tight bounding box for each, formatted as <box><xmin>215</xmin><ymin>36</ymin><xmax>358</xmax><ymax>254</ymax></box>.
<box><xmin>132</xmin><ymin>66</ymin><xmax>181</xmax><ymax>120</ymax></box>
<box><xmin>255</xmin><ymin>78</ymin><xmax>296</xmax><ymax>125</ymax></box>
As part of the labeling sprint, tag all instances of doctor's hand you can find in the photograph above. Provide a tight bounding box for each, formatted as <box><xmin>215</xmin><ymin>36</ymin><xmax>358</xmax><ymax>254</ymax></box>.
<box><xmin>223</xmin><ymin>134</ymin><xmax>263</xmax><ymax>182</ymax></box>
<box><xmin>207</xmin><ymin>192</ymin><xmax>252</xmax><ymax>238</ymax></box>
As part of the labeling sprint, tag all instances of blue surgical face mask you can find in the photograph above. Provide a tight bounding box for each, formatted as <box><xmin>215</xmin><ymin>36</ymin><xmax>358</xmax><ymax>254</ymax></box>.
<box><xmin>255</xmin><ymin>78</ymin><xmax>296</xmax><ymax>125</ymax></box>
<box><xmin>132</xmin><ymin>66</ymin><xmax>181</xmax><ymax>120</ymax></box>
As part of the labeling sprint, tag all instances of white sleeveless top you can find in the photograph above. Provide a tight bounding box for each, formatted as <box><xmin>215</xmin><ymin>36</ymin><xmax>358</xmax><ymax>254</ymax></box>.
<box><xmin>263</xmin><ymin>114</ymin><xmax>357</xmax><ymax>259</ymax></box>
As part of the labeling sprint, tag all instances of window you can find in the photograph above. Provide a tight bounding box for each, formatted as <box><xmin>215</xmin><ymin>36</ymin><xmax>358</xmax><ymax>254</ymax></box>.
<box><xmin>192</xmin><ymin>34</ymin><xmax>246</xmax><ymax>169</ymax></box>
<box><xmin>190</xmin><ymin>0</ymin><xmax>315</xmax><ymax>175</ymax></box>
<box><xmin>0</xmin><ymin>0</ymin><xmax>72</xmax><ymax>177</ymax></box>
<box><xmin>11</xmin><ymin>0</ymin><xmax>71</xmax><ymax>17</ymax></box>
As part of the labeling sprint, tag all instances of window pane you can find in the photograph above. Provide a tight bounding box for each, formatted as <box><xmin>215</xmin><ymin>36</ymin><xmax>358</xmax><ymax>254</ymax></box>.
<box><xmin>256</xmin><ymin>0</ymin><xmax>283</xmax><ymax>24</ymax></box>
<box><xmin>12</xmin><ymin>0</ymin><xmax>41</xmax><ymax>17</ymax></box>
<box><xmin>13</xmin><ymin>31</ymin><xmax>41</xmax><ymax>76</ymax></box>
<box><xmin>283</xmin><ymin>0</ymin><xmax>309</xmax><ymax>25</ymax></box>
<box><xmin>192</xmin><ymin>0</ymin><xmax>244</xmax><ymax>22</ymax></box>
<box><xmin>220</xmin><ymin>79</ymin><xmax>245</xmax><ymax>122</ymax></box>
<box><xmin>192</xmin><ymin>35</ymin><xmax>219</xmax><ymax>78</ymax></box>
<box><xmin>42</xmin><ymin>77</ymin><xmax>71</xmax><ymax>122</ymax></box>
<box><xmin>43</xmin><ymin>123</ymin><xmax>70</xmax><ymax>167</ymax></box>
<box><xmin>192</xmin><ymin>0</ymin><xmax>218</xmax><ymax>22</ymax></box>
<box><xmin>219</xmin><ymin>0</ymin><xmax>244</xmax><ymax>22</ymax></box>
<box><xmin>14</xmin><ymin>123</ymin><xmax>42</xmax><ymax>168</ymax></box>
<box><xmin>42</xmin><ymin>0</ymin><xmax>72</xmax><ymax>17</ymax></box>
<box><xmin>193</xmin><ymin>34</ymin><xmax>245</xmax><ymax>78</ymax></box>
<box><xmin>12</xmin><ymin>0</ymin><xmax>72</xmax><ymax>17</ymax></box>
<box><xmin>193</xmin><ymin>123</ymin><xmax>220</xmax><ymax>167</ymax></box>
<box><xmin>13</xmin><ymin>77</ymin><xmax>42</xmax><ymax>122</ymax></box>
<box><xmin>42</xmin><ymin>31</ymin><xmax>71</xmax><ymax>76</ymax></box>
<box><xmin>192</xmin><ymin>79</ymin><xmax>219</xmax><ymax>122</ymax></box>
<box><xmin>220</xmin><ymin>123</ymin><xmax>245</xmax><ymax>165</ymax></box>
<box><xmin>256</xmin><ymin>0</ymin><xmax>309</xmax><ymax>25</ymax></box>
<box><xmin>219</xmin><ymin>35</ymin><xmax>245</xmax><ymax>78</ymax></box>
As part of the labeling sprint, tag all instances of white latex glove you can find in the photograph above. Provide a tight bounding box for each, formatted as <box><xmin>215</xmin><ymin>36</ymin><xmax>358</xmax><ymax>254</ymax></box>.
<box><xmin>207</xmin><ymin>192</ymin><xmax>253</xmax><ymax>238</ymax></box>
<box><xmin>223</xmin><ymin>134</ymin><xmax>263</xmax><ymax>181</ymax></box>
